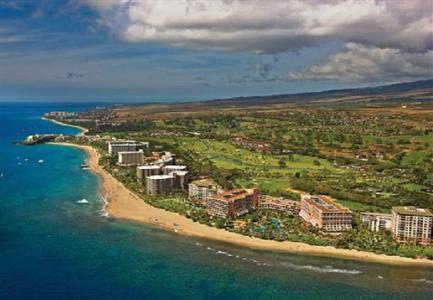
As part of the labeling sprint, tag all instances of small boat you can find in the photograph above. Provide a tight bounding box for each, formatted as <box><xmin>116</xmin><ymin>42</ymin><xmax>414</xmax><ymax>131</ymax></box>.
<box><xmin>77</xmin><ymin>199</ymin><xmax>89</xmax><ymax>204</ymax></box>
<box><xmin>38</xmin><ymin>159</ymin><xmax>44</xmax><ymax>164</ymax></box>
<box><xmin>80</xmin><ymin>163</ymin><xmax>90</xmax><ymax>169</ymax></box>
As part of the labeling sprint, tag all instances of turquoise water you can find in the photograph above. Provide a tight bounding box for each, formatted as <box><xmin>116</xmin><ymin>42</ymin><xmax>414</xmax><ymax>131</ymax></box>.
<box><xmin>0</xmin><ymin>103</ymin><xmax>432</xmax><ymax>299</ymax></box>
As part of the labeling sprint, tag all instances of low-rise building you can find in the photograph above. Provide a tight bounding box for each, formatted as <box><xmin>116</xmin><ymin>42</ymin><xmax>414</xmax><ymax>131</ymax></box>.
<box><xmin>299</xmin><ymin>194</ymin><xmax>352</xmax><ymax>232</ymax></box>
<box><xmin>158</xmin><ymin>152</ymin><xmax>176</xmax><ymax>165</ymax></box>
<box><xmin>206</xmin><ymin>189</ymin><xmax>258</xmax><ymax>218</ymax></box>
<box><xmin>118</xmin><ymin>150</ymin><xmax>144</xmax><ymax>166</ymax></box>
<box><xmin>136</xmin><ymin>165</ymin><xmax>161</xmax><ymax>182</ymax></box>
<box><xmin>391</xmin><ymin>206</ymin><xmax>433</xmax><ymax>245</ymax></box>
<box><xmin>146</xmin><ymin>175</ymin><xmax>175</xmax><ymax>195</ymax></box>
<box><xmin>188</xmin><ymin>178</ymin><xmax>222</xmax><ymax>206</ymax></box>
<box><xmin>108</xmin><ymin>141</ymin><xmax>149</xmax><ymax>156</ymax></box>
<box><xmin>361</xmin><ymin>212</ymin><xmax>392</xmax><ymax>232</ymax></box>
<box><xmin>258</xmin><ymin>195</ymin><xmax>300</xmax><ymax>214</ymax></box>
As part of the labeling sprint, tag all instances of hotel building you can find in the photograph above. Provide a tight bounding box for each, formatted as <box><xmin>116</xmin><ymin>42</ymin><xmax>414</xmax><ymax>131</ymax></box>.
<box><xmin>117</xmin><ymin>150</ymin><xmax>144</xmax><ymax>166</ymax></box>
<box><xmin>361</xmin><ymin>212</ymin><xmax>392</xmax><ymax>232</ymax></box>
<box><xmin>136</xmin><ymin>165</ymin><xmax>161</xmax><ymax>182</ymax></box>
<box><xmin>188</xmin><ymin>178</ymin><xmax>222</xmax><ymax>206</ymax></box>
<box><xmin>162</xmin><ymin>165</ymin><xmax>187</xmax><ymax>175</ymax></box>
<box><xmin>258</xmin><ymin>195</ymin><xmax>300</xmax><ymax>215</ymax></box>
<box><xmin>146</xmin><ymin>175</ymin><xmax>175</xmax><ymax>195</ymax></box>
<box><xmin>108</xmin><ymin>141</ymin><xmax>149</xmax><ymax>156</ymax></box>
<box><xmin>391</xmin><ymin>206</ymin><xmax>433</xmax><ymax>245</ymax></box>
<box><xmin>299</xmin><ymin>194</ymin><xmax>352</xmax><ymax>232</ymax></box>
<box><xmin>171</xmin><ymin>170</ymin><xmax>188</xmax><ymax>191</ymax></box>
<box><xmin>206</xmin><ymin>189</ymin><xmax>258</xmax><ymax>218</ymax></box>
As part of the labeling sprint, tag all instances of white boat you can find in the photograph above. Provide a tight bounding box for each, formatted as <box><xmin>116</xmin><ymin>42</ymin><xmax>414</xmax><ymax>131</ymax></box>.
<box><xmin>77</xmin><ymin>198</ymin><xmax>89</xmax><ymax>204</ymax></box>
<box><xmin>38</xmin><ymin>159</ymin><xmax>44</xmax><ymax>164</ymax></box>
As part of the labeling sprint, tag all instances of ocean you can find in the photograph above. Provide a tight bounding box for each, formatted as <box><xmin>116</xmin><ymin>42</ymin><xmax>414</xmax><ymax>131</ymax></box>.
<box><xmin>0</xmin><ymin>102</ymin><xmax>432</xmax><ymax>299</ymax></box>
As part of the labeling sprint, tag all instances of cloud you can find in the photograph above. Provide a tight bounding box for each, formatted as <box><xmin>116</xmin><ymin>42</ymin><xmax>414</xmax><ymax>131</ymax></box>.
<box><xmin>83</xmin><ymin>0</ymin><xmax>432</xmax><ymax>54</ymax></box>
<box><xmin>288</xmin><ymin>43</ymin><xmax>433</xmax><ymax>81</ymax></box>
<box><xmin>0</xmin><ymin>27</ymin><xmax>27</xmax><ymax>44</ymax></box>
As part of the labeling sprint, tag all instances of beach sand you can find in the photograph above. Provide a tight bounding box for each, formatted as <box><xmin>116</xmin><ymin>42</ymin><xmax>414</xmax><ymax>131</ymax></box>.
<box><xmin>42</xmin><ymin>117</ymin><xmax>89</xmax><ymax>136</ymax></box>
<box><xmin>55</xmin><ymin>142</ymin><xmax>433</xmax><ymax>267</ymax></box>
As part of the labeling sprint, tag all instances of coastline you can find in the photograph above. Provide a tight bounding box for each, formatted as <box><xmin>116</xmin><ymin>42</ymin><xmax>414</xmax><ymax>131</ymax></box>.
<box><xmin>42</xmin><ymin>117</ymin><xmax>88</xmax><ymax>136</ymax></box>
<box><xmin>53</xmin><ymin>142</ymin><xmax>433</xmax><ymax>267</ymax></box>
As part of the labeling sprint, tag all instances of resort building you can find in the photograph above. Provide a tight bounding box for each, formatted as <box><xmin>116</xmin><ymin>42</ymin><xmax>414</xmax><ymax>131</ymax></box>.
<box><xmin>361</xmin><ymin>212</ymin><xmax>392</xmax><ymax>232</ymax></box>
<box><xmin>391</xmin><ymin>206</ymin><xmax>433</xmax><ymax>245</ymax></box>
<box><xmin>108</xmin><ymin>141</ymin><xmax>149</xmax><ymax>156</ymax></box>
<box><xmin>136</xmin><ymin>165</ymin><xmax>161</xmax><ymax>182</ymax></box>
<box><xmin>162</xmin><ymin>165</ymin><xmax>187</xmax><ymax>175</ymax></box>
<box><xmin>171</xmin><ymin>170</ymin><xmax>188</xmax><ymax>191</ymax></box>
<box><xmin>188</xmin><ymin>178</ymin><xmax>222</xmax><ymax>206</ymax></box>
<box><xmin>299</xmin><ymin>194</ymin><xmax>352</xmax><ymax>232</ymax></box>
<box><xmin>206</xmin><ymin>189</ymin><xmax>258</xmax><ymax>218</ymax></box>
<box><xmin>258</xmin><ymin>195</ymin><xmax>300</xmax><ymax>215</ymax></box>
<box><xmin>146</xmin><ymin>175</ymin><xmax>175</xmax><ymax>195</ymax></box>
<box><xmin>117</xmin><ymin>150</ymin><xmax>144</xmax><ymax>166</ymax></box>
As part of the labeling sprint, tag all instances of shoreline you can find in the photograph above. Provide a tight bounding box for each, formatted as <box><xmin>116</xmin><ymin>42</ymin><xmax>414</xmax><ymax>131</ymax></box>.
<box><xmin>52</xmin><ymin>142</ymin><xmax>433</xmax><ymax>267</ymax></box>
<box><xmin>42</xmin><ymin>117</ymin><xmax>88</xmax><ymax>136</ymax></box>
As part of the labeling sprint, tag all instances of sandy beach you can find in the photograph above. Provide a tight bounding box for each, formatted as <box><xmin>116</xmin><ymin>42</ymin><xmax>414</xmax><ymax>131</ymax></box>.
<box><xmin>53</xmin><ymin>142</ymin><xmax>433</xmax><ymax>267</ymax></box>
<box><xmin>42</xmin><ymin>117</ymin><xmax>89</xmax><ymax>136</ymax></box>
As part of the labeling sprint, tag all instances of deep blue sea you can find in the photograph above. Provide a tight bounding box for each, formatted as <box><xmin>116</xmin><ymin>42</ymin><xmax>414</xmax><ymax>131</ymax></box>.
<box><xmin>0</xmin><ymin>103</ymin><xmax>432</xmax><ymax>299</ymax></box>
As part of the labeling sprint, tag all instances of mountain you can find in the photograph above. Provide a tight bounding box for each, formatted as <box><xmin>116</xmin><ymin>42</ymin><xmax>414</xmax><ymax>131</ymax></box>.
<box><xmin>206</xmin><ymin>79</ymin><xmax>433</xmax><ymax>107</ymax></box>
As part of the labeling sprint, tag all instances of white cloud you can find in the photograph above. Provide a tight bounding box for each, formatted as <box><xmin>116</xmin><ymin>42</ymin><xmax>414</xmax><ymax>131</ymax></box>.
<box><xmin>84</xmin><ymin>0</ymin><xmax>433</xmax><ymax>54</ymax></box>
<box><xmin>288</xmin><ymin>43</ymin><xmax>433</xmax><ymax>81</ymax></box>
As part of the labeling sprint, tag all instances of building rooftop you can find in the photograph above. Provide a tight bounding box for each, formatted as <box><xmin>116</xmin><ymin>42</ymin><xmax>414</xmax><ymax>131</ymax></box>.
<box><xmin>147</xmin><ymin>175</ymin><xmax>174</xmax><ymax>180</ymax></box>
<box><xmin>190</xmin><ymin>178</ymin><xmax>218</xmax><ymax>188</ymax></box>
<box><xmin>259</xmin><ymin>195</ymin><xmax>298</xmax><ymax>206</ymax></box>
<box><xmin>118</xmin><ymin>150</ymin><xmax>144</xmax><ymax>155</ymax></box>
<box><xmin>137</xmin><ymin>165</ymin><xmax>160</xmax><ymax>170</ymax></box>
<box><xmin>392</xmin><ymin>206</ymin><xmax>433</xmax><ymax>217</ymax></box>
<box><xmin>360</xmin><ymin>212</ymin><xmax>392</xmax><ymax>217</ymax></box>
<box><xmin>303</xmin><ymin>195</ymin><xmax>350</xmax><ymax>213</ymax></box>
<box><xmin>212</xmin><ymin>189</ymin><xmax>257</xmax><ymax>203</ymax></box>
<box><xmin>164</xmin><ymin>165</ymin><xmax>187</xmax><ymax>169</ymax></box>
<box><xmin>172</xmin><ymin>170</ymin><xmax>188</xmax><ymax>176</ymax></box>
<box><xmin>108</xmin><ymin>140</ymin><xmax>136</xmax><ymax>144</ymax></box>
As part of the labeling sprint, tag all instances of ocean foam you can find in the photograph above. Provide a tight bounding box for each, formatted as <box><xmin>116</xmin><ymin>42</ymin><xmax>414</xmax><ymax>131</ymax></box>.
<box><xmin>281</xmin><ymin>262</ymin><xmax>362</xmax><ymax>274</ymax></box>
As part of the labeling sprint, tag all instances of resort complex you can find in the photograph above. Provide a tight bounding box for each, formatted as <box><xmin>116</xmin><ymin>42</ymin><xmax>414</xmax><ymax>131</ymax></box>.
<box><xmin>108</xmin><ymin>140</ymin><xmax>149</xmax><ymax>156</ymax></box>
<box><xmin>257</xmin><ymin>195</ymin><xmax>300</xmax><ymax>214</ymax></box>
<box><xmin>206</xmin><ymin>189</ymin><xmax>258</xmax><ymax>218</ymax></box>
<box><xmin>361</xmin><ymin>212</ymin><xmax>392</xmax><ymax>232</ymax></box>
<box><xmin>117</xmin><ymin>150</ymin><xmax>145</xmax><ymax>166</ymax></box>
<box><xmin>188</xmin><ymin>178</ymin><xmax>223</xmax><ymax>206</ymax></box>
<box><xmin>391</xmin><ymin>207</ymin><xmax>433</xmax><ymax>245</ymax></box>
<box><xmin>299</xmin><ymin>194</ymin><xmax>353</xmax><ymax>232</ymax></box>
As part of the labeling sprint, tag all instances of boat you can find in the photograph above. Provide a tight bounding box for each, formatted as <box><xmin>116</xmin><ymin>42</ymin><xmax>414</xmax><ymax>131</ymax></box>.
<box><xmin>77</xmin><ymin>199</ymin><xmax>89</xmax><ymax>204</ymax></box>
<box><xmin>80</xmin><ymin>163</ymin><xmax>90</xmax><ymax>169</ymax></box>
<box><xmin>38</xmin><ymin>159</ymin><xmax>44</xmax><ymax>164</ymax></box>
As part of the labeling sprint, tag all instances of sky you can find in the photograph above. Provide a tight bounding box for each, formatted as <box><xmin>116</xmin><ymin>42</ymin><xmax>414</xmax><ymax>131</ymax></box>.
<box><xmin>0</xmin><ymin>0</ymin><xmax>432</xmax><ymax>102</ymax></box>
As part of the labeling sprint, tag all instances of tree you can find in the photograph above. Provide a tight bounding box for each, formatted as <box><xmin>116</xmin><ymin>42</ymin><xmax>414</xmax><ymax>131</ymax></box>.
<box><xmin>278</xmin><ymin>159</ymin><xmax>286</xmax><ymax>168</ymax></box>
